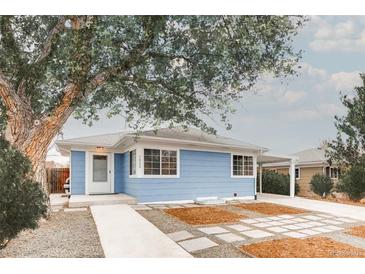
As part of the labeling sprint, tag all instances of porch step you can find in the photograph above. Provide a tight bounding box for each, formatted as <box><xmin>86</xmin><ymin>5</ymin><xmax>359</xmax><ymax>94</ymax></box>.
<box><xmin>69</xmin><ymin>194</ymin><xmax>137</xmax><ymax>208</ymax></box>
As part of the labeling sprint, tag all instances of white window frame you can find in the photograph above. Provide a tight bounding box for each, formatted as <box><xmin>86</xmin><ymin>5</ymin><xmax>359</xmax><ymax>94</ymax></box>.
<box><xmin>295</xmin><ymin>167</ymin><xmax>300</xmax><ymax>180</ymax></box>
<box><xmin>129</xmin><ymin>149</ymin><xmax>137</xmax><ymax>177</ymax></box>
<box><xmin>141</xmin><ymin>148</ymin><xmax>180</xmax><ymax>178</ymax></box>
<box><xmin>330</xmin><ymin>167</ymin><xmax>339</xmax><ymax>179</ymax></box>
<box><xmin>231</xmin><ymin>153</ymin><xmax>255</xmax><ymax>178</ymax></box>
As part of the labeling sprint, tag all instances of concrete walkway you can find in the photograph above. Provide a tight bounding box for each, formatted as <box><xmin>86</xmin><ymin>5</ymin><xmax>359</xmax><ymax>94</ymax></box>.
<box><xmin>90</xmin><ymin>204</ymin><xmax>192</xmax><ymax>258</ymax></box>
<box><xmin>258</xmin><ymin>193</ymin><xmax>365</xmax><ymax>221</ymax></box>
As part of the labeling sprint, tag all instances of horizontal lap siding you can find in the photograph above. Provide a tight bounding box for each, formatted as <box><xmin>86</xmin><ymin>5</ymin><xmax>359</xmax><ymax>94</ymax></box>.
<box><xmin>70</xmin><ymin>151</ymin><xmax>85</xmax><ymax>195</ymax></box>
<box><xmin>120</xmin><ymin>149</ymin><xmax>255</xmax><ymax>203</ymax></box>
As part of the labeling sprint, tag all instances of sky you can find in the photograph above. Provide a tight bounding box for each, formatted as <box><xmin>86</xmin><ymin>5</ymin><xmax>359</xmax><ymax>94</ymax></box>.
<box><xmin>47</xmin><ymin>16</ymin><xmax>365</xmax><ymax>163</ymax></box>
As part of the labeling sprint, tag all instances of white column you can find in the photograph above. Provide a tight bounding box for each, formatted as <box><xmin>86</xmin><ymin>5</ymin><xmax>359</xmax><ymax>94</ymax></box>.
<box><xmin>259</xmin><ymin>163</ymin><xmax>263</xmax><ymax>194</ymax></box>
<box><xmin>289</xmin><ymin>159</ymin><xmax>295</xmax><ymax>197</ymax></box>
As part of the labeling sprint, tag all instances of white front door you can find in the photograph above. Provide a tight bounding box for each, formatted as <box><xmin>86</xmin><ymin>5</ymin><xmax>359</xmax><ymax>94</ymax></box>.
<box><xmin>89</xmin><ymin>153</ymin><xmax>112</xmax><ymax>194</ymax></box>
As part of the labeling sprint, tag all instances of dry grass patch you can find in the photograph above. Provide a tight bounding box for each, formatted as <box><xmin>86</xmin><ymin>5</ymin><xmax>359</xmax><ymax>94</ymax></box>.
<box><xmin>240</xmin><ymin>237</ymin><xmax>365</xmax><ymax>258</ymax></box>
<box><xmin>346</xmin><ymin>226</ymin><xmax>365</xmax><ymax>239</ymax></box>
<box><xmin>164</xmin><ymin>206</ymin><xmax>245</xmax><ymax>225</ymax></box>
<box><xmin>234</xmin><ymin>202</ymin><xmax>307</xmax><ymax>215</ymax></box>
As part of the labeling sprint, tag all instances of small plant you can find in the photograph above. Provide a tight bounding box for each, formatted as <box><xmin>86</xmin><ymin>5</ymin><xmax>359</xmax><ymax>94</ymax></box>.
<box><xmin>0</xmin><ymin>138</ymin><xmax>47</xmax><ymax>248</ymax></box>
<box><xmin>260</xmin><ymin>170</ymin><xmax>300</xmax><ymax>196</ymax></box>
<box><xmin>310</xmin><ymin>174</ymin><xmax>333</xmax><ymax>197</ymax></box>
<box><xmin>337</xmin><ymin>156</ymin><xmax>365</xmax><ymax>200</ymax></box>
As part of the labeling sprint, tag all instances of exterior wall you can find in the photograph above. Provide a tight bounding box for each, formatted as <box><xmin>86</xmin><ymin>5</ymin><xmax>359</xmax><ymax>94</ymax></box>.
<box><xmin>70</xmin><ymin>150</ymin><xmax>86</xmax><ymax>195</ymax></box>
<box><xmin>114</xmin><ymin>153</ymin><xmax>124</xmax><ymax>193</ymax></box>
<box><xmin>116</xmin><ymin>149</ymin><xmax>255</xmax><ymax>203</ymax></box>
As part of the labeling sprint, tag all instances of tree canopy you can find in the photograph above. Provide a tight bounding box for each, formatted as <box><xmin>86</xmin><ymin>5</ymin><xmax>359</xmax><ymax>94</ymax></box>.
<box><xmin>0</xmin><ymin>16</ymin><xmax>304</xmax><ymax>136</ymax></box>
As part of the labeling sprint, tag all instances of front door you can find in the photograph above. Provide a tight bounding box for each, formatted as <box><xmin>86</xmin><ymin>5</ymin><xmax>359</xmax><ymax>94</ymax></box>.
<box><xmin>89</xmin><ymin>153</ymin><xmax>111</xmax><ymax>194</ymax></box>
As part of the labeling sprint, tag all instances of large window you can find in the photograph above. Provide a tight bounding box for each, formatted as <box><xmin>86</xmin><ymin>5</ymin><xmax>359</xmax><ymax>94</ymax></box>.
<box><xmin>232</xmin><ymin>155</ymin><xmax>254</xmax><ymax>177</ymax></box>
<box><xmin>295</xmin><ymin>168</ymin><xmax>300</xmax><ymax>179</ymax></box>
<box><xmin>129</xmin><ymin>150</ymin><xmax>136</xmax><ymax>175</ymax></box>
<box><xmin>144</xmin><ymin>149</ymin><xmax>177</xmax><ymax>176</ymax></box>
<box><xmin>325</xmin><ymin>167</ymin><xmax>340</xmax><ymax>179</ymax></box>
<box><xmin>92</xmin><ymin>155</ymin><xmax>108</xmax><ymax>182</ymax></box>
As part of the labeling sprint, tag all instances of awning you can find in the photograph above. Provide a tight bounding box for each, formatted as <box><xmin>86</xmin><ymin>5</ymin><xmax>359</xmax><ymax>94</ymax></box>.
<box><xmin>257</xmin><ymin>153</ymin><xmax>297</xmax><ymax>164</ymax></box>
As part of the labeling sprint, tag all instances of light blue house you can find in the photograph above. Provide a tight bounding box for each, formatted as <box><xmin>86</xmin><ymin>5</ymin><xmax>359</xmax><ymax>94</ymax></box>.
<box><xmin>56</xmin><ymin>127</ymin><xmax>296</xmax><ymax>203</ymax></box>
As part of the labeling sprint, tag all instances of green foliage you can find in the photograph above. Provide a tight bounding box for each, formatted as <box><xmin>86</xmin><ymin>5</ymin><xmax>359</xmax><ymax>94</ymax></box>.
<box><xmin>259</xmin><ymin>170</ymin><xmax>300</xmax><ymax>195</ymax></box>
<box><xmin>327</xmin><ymin>73</ymin><xmax>365</xmax><ymax>166</ymax></box>
<box><xmin>0</xmin><ymin>138</ymin><xmax>47</xmax><ymax>247</ymax></box>
<box><xmin>310</xmin><ymin>174</ymin><xmax>333</xmax><ymax>197</ymax></box>
<box><xmin>337</xmin><ymin>156</ymin><xmax>365</xmax><ymax>200</ymax></box>
<box><xmin>0</xmin><ymin>16</ymin><xmax>305</xmax><ymax>133</ymax></box>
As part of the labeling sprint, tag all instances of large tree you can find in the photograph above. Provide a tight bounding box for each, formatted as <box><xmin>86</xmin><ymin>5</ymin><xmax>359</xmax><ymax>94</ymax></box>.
<box><xmin>0</xmin><ymin>16</ymin><xmax>304</xmax><ymax>192</ymax></box>
<box><xmin>327</xmin><ymin>73</ymin><xmax>365</xmax><ymax>167</ymax></box>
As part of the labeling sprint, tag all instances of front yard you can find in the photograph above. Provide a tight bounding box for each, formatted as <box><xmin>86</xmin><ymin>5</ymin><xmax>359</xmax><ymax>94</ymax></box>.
<box><xmin>136</xmin><ymin>202</ymin><xmax>365</xmax><ymax>258</ymax></box>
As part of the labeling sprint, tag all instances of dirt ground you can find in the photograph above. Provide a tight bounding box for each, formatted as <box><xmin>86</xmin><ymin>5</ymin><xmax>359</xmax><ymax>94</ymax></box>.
<box><xmin>164</xmin><ymin>206</ymin><xmax>246</xmax><ymax>225</ymax></box>
<box><xmin>234</xmin><ymin>202</ymin><xmax>308</xmax><ymax>215</ymax></box>
<box><xmin>346</xmin><ymin>226</ymin><xmax>365</xmax><ymax>239</ymax></box>
<box><xmin>240</xmin><ymin>237</ymin><xmax>365</xmax><ymax>258</ymax></box>
<box><xmin>0</xmin><ymin>210</ymin><xmax>104</xmax><ymax>258</ymax></box>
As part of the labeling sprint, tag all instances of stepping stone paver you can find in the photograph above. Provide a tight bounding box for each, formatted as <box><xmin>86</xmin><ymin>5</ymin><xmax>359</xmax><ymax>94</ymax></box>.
<box><xmin>283</xmin><ymin>231</ymin><xmax>307</xmax><ymax>238</ymax></box>
<box><xmin>291</xmin><ymin>218</ymin><xmax>307</xmax><ymax>222</ymax></box>
<box><xmin>295</xmin><ymin>222</ymin><xmax>317</xmax><ymax>229</ymax></box>
<box><xmin>241</xmin><ymin>229</ymin><xmax>274</xmax><ymax>239</ymax></box>
<box><xmin>241</xmin><ymin>219</ymin><xmax>258</xmax><ymax>224</ymax></box>
<box><xmin>267</xmin><ymin>216</ymin><xmax>282</xmax><ymax>221</ymax></box>
<box><xmin>282</xmin><ymin>224</ymin><xmax>302</xmax><ymax>230</ymax></box>
<box><xmin>298</xmin><ymin>229</ymin><xmax>322</xmax><ymax>236</ymax></box>
<box><xmin>316</xmin><ymin>214</ymin><xmax>333</xmax><ymax>218</ymax></box>
<box><xmin>321</xmin><ymin>219</ymin><xmax>343</xmax><ymax>225</ymax></box>
<box><xmin>198</xmin><ymin>226</ymin><xmax>229</xmax><ymax>235</ymax></box>
<box><xmin>179</xmin><ymin>237</ymin><xmax>218</xmax><ymax>252</ymax></box>
<box><xmin>303</xmin><ymin>215</ymin><xmax>323</xmax><ymax>221</ymax></box>
<box><xmin>267</xmin><ymin>227</ymin><xmax>289</xmax><ymax>233</ymax></box>
<box><xmin>279</xmin><ymin>219</ymin><xmax>297</xmax><ymax>224</ymax></box>
<box><xmin>64</xmin><ymin>207</ymin><xmax>87</xmax><ymax>212</ymax></box>
<box><xmin>324</xmin><ymin>225</ymin><xmax>343</xmax><ymax>231</ymax></box>
<box><xmin>255</xmin><ymin>217</ymin><xmax>272</xmax><ymax>222</ymax></box>
<box><xmin>266</xmin><ymin>221</ymin><xmax>285</xmax><ymax>226</ymax></box>
<box><xmin>277</xmin><ymin>215</ymin><xmax>295</xmax><ymax>219</ymax></box>
<box><xmin>312</xmin><ymin>227</ymin><xmax>334</xmax><ymax>233</ymax></box>
<box><xmin>306</xmin><ymin>221</ymin><xmax>324</xmax><ymax>226</ymax></box>
<box><xmin>167</xmin><ymin>230</ymin><xmax>194</xmax><ymax>242</ymax></box>
<box><xmin>215</xmin><ymin>233</ymin><xmax>246</xmax><ymax>243</ymax></box>
<box><xmin>226</xmin><ymin>224</ymin><xmax>251</xmax><ymax>231</ymax></box>
<box><xmin>253</xmin><ymin>222</ymin><xmax>272</xmax><ymax>228</ymax></box>
<box><xmin>335</xmin><ymin>217</ymin><xmax>357</xmax><ymax>223</ymax></box>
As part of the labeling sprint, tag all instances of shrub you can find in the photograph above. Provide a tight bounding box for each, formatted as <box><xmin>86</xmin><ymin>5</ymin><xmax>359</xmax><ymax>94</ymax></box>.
<box><xmin>337</xmin><ymin>156</ymin><xmax>365</xmax><ymax>200</ymax></box>
<box><xmin>260</xmin><ymin>170</ymin><xmax>300</xmax><ymax>195</ymax></box>
<box><xmin>310</xmin><ymin>174</ymin><xmax>333</xmax><ymax>197</ymax></box>
<box><xmin>0</xmin><ymin>138</ymin><xmax>47</xmax><ymax>248</ymax></box>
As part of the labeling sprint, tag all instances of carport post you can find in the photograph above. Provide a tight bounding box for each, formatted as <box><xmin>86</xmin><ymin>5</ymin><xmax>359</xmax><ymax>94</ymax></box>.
<box><xmin>289</xmin><ymin>158</ymin><xmax>295</xmax><ymax>197</ymax></box>
<box><xmin>259</xmin><ymin>163</ymin><xmax>263</xmax><ymax>194</ymax></box>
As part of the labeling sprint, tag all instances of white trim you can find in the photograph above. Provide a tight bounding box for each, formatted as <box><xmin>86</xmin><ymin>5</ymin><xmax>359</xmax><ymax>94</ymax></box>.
<box><xmin>111</xmin><ymin>153</ymin><xmax>115</xmax><ymax>193</ymax></box>
<box><xmin>223</xmin><ymin>196</ymin><xmax>255</xmax><ymax>201</ymax></box>
<box><xmin>230</xmin><ymin>153</ymin><xmax>256</xmax><ymax>179</ymax></box>
<box><xmin>140</xmin><ymin>195</ymin><xmax>255</xmax><ymax>205</ymax></box>
<box><xmin>85</xmin><ymin>151</ymin><xmax>89</xmax><ymax>195</ymax></box>
<box><xmin>88</xmin><ymin>152</ymin><xmax>113</xmax><ymax>194</ymax></box>
<box><xmin>295</xmin><ymin>167</ymin><xmax>301</xmax><ymax>180</ymax></box>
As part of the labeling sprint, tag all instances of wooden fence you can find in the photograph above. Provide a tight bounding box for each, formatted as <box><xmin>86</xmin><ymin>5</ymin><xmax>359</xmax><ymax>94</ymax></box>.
<box><xmin>47</xmin><ymin>168</ymin><xmax>70</xmax><ymax>193</ymax></box>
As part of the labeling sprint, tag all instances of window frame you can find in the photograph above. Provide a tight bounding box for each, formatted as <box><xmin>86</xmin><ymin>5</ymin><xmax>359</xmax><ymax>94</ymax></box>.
<box><xmin>142</xmin><ymin>148</ymin><xmax>180</xmax><ymax>178</ymax></box>
<box><xmin>295</xmin><ymin>167</ymin><xmax>300</xmax><ymax>180</ymax></box>
<box><xmin>231</xmin><ymin>153</ymin><xmax>255</xmax><ymax>178</ymax></box>
<box><xmin>330</xmin><ymin>167</ymin><xmax>339</xmax><ymax>179</ymax></box>
<box><xmin>129</xmin><ymin>149</ymin><xmax>137</xmax><ymax>176</ymax></box>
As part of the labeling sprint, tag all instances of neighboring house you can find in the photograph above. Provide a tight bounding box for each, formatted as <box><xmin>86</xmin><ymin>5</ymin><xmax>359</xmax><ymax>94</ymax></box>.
<box><xmin>263</xmin><ymin>147</ymin><xmax>341</xmax><ymax>196</ymax></box>
<box><xmin>56</xmin><ymin>127</ymin><xmax>295</xmax><ymax>203</ymax></box>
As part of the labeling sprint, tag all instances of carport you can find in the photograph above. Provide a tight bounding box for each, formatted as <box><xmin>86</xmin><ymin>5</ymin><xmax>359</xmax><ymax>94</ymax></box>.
<box><xmin>257</xmin><ymin>153</ymin><xmax>297</xmax><ymax>197</ymax></box>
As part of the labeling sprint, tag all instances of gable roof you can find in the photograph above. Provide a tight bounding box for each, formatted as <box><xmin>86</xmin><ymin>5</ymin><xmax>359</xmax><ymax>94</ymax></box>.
<box><xmin>292</xmin><ymin>148</ymin><xmax>327</xmax><ymax>165</ymax></box>
<box><xmin>56</xmin><ymin>127</ymin><xmax>268</xmax><ymax>153</ymax></box>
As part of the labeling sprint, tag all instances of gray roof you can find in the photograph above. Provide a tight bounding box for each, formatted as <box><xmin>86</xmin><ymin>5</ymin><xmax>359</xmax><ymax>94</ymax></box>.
<box><xmin>56</xmin><ymin>127</ymin><xmax>267</xmax><ymax>151</ymax></box>
<box><xmin>292</xmin><ymin>148</ymin><xmax>326</xmax><ymax>164</ymax></box>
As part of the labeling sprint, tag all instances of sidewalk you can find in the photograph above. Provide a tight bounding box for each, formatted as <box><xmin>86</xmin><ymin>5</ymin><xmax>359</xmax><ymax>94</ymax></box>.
<box><xmin>90</xmin><ymin>204</ymin><xmax>192</xmax><ymax>258</ymax></box>
<box><xmin>258</xmin><ymin>193</ymin><xmax>365</xmax><ymax>221</ymax></box>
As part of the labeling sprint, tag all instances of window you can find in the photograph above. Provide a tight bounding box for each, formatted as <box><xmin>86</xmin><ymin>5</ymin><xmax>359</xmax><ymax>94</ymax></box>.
<box><xmin>326</xmin><ymin>167</ymin><xmax>340</xmax><ymax>179</ymax></box>
<box><xmin>295</xmin><ymin>168</ymin><xmax>300</xmax><ymax>179</ymax></box>
<box><xmin>129</xmin><ymin>150</ymin><xmax>136</xmax><ymax>175</ymax></box>
<box><xmin>232</xmin><ymin>155</ymin><xmax>254</xmax><ymax>177</ymax></box>
<box><xmin>92</xmin><ymin>155</ymin><xmax>108</xmax><ymax>182</ymax></box>
<box><xmin>233</xmin><ymin>155</ymin><xmax>243</xmax><ymax>176</ymax></box>
<box><xmin>144</xmin><ymin>149</ymin><xmax>177</xmax><ymax>176</ymax></box>
<box><xmin>244</xmin><ymin>156</ymin><xmax>254</xmax><ymax>176</ymax></box>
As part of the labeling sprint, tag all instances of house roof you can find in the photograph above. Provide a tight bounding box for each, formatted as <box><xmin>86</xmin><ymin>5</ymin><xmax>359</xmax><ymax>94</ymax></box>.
<box><xmin>263</xmin><ymin>147</ymin><xmax>327</xmax><ymax>167</ymax></box>
<box><xmin>56</xmin><ymin>127</ymin><xmax>268</xmax><ymax>153</ymax></box>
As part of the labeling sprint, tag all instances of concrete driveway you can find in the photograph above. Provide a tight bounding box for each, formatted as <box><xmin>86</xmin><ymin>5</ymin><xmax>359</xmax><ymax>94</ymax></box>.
<box><xmin>258</xmin><ymin>194</ymin><xmax>365</xmax><ymax>221</ymax></box>
<box><xmin>90</xmin><ymin>204</ymin><xmax>192</xmax><ymax>258</ymax></box>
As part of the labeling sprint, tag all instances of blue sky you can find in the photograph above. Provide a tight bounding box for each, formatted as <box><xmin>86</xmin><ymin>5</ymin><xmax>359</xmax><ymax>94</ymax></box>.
<box><xmin>48</xmin><ymin>16</ymin><xmax>365</xmax><ymax>162</ymax></box>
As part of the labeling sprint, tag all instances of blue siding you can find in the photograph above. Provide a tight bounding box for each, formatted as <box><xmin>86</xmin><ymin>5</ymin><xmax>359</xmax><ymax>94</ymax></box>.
<box><xmin>114</xmin><ymin>153</ymin><xmax>124</xmax><ymax>193</ymax></box>
<box><xmin>70</xmin><ymin>151</ymin><xmax>85</xmax><ymax>195</ymax></box>
<box><xmin>118</xmin><ymin>149</ymin><xmax>255</xmax><ymax>203</ymax></box>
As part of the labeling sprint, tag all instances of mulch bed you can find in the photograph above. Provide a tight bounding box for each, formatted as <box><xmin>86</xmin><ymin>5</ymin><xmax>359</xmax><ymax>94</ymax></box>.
<box><xmin>234</xmin><ymin>202</ymin><xmax>308</xmax><ymax>215</ymax></box>
<box><xmin>346</xmin><ymin>226</ymin><xmax>365</xmax><ymax>239</ymax></box>
<box><xmin>164</xmin><ymin>206</ymin><xmax>245</xmax><ymax>225</ymax></box>
<box><xmin>240</xmin><ymin>237</ymin><xmax>365</xmax><ymax>258</ymax></box>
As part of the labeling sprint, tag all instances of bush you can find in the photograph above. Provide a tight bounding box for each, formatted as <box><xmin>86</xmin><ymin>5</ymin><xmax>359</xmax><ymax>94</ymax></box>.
<box><xmin>337</xmin><ymin>156</ymin><xmax>365</xmax><ymax>200</ymax></box>
<box><xmin>310</xmin><ymin>174</ymin><xmax>333</xmax><ymax>197</ymax></box>
<box><xmin>0</xmin><ymin>138</ymin><xmax>47</xmax><ymax>248</ymax></box>
<box><xmin>260</xmin><ymin>170</ymin><xmax>300</xmax><ymax>195</ymax></box>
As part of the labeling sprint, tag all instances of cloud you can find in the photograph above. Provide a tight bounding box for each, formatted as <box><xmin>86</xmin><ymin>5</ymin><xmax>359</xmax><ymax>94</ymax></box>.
<box><xmin>279</xmin><ymin>103</ymin><xmax>345</xmax><ymax>121</ymax></box>
<box><xmin>329</xmin><ymin>71</ymin><xmax>362</xmax><ymax>91</ymax></box>
<box><xmin>280</xmin><ymin>90</ymin><xmax>307</xmax><ymax>104</ymax></box>
<box><xmin>308</xmin><ymin>16</ymin><xmax>365</xmax><ymax>52</ymax></box>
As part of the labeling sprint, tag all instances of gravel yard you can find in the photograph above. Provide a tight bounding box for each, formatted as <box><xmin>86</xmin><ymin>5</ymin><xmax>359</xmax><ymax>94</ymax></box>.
<box><xmin>0</xmin><ymin>210</ymin><xmax>104</xmax><ymax>258</ymax></box>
